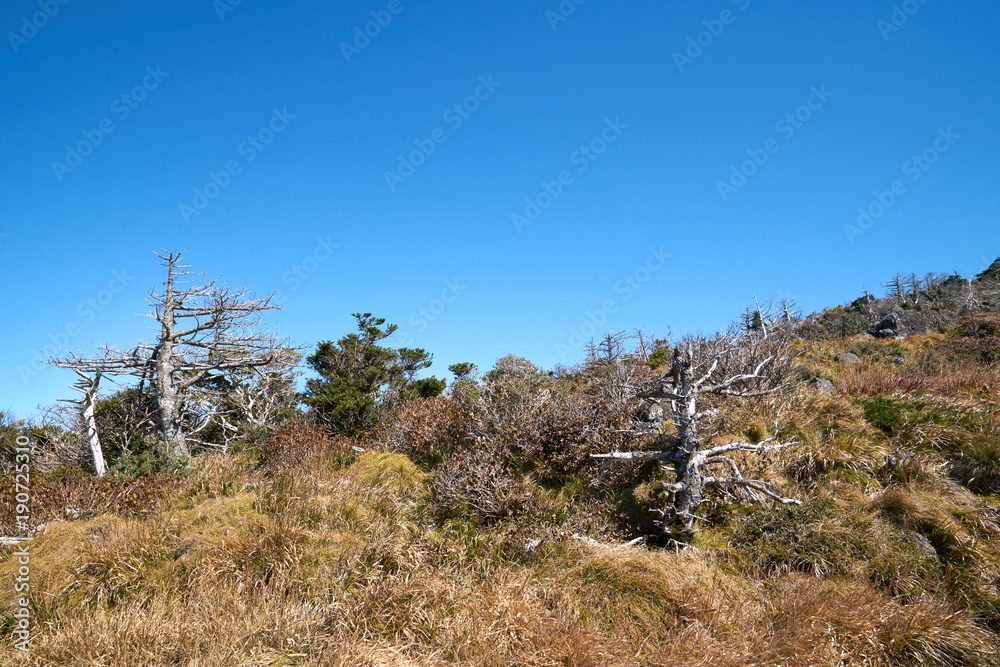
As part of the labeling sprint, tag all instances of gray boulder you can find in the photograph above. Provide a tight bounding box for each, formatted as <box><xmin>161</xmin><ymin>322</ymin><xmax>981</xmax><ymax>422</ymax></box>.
<box><xmin>868</xmin><ymin>310</ymin><xmax>900</xmax><ymax>338</ymax></box>
<box><xmin>806</xmin><ymin>378</ymin><xmax>834</xmax><ymax>395</ymax></box>
<box><xmin>834</xmin><ymin>352</ymin><xmax>860</xmax><ymax>364</ymax></box>
<box><xmin>635</xmin><ymin>399</ymin><xmax>664</xmax><ymax>422</ymax></box>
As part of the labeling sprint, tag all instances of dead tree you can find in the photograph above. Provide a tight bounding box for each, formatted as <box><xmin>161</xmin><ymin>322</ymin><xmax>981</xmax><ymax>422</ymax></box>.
<box><xmin>56</xmin><ymin>370</ymin><xmax>107</xmax><ymax>476</ymax></box>
<box><xmin>778</xmin><ymin>297</ymin><xmax>800</xmax><ymax>324</ymax></box>
<box><xmin>49</xmin><ymin>250</ymin><xmax>289</xmax><ymax>461</ymax></box>
<box><xmin>882</xmin><ymin>273</ymin><xmax>907</xmax><ymax>303</ymax></box>
<box><xmin>593</xmin><ymin>305</ymin><xmax>801</xmax><ymax>539</ymax></box>
<box><xmin>975</xmin><ymin>274</ymin><xmax>1000</xmax><ymax>308</ymax></box>
<box><xmin>584</xmin><ymin>330</ymin><xmax>655</xmax><ymax>411</ymax></box>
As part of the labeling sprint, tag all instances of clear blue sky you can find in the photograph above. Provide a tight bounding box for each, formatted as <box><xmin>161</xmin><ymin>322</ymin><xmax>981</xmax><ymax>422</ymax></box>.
<box><xmin>2</xmin><ymin>0</ymin><xmax>998</xmax><ymax>417</ymax></box>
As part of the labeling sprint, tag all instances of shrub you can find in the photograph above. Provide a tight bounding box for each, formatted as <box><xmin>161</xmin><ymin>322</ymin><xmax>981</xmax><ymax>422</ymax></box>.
<box><xmin>106</xmin><ymin>439</ymin><xmax>187</xmax><ymax>479</ymax></box>
<box><xmin>371</xmin><ymin>397</ymin><xmax>469</xmax><ymax>468</ymax></box>
<box><xmin>476</xmin><ymin>355</ymin><xmax>550</xmax><ymax>449</ymax></box>
<box><xmin>258</xmin><ymin>418</ymin><xmax>349</xmax><ymax>472</ymax></box>
<box><xmin>93</xmin><ymin>388</ymin><xmax>162</xmax><ymax>466</ymax></box>
<box><xmin>846</xmin><ymin>339</ymin><xmax>906</xmax><ymax>362</ymax></box>
<box><xmin>429</xmin><ymin>447</ymin><xmax>533</xmax><ymax>524</ymax></box>
<box><xmin>522</xmin><ymin>391</ymin><xmax>596</xmax><ymax>485</ymax></box>
<box><xmin>0</xmin><ymin>412</ymin><xmax>30</xmax><ymax>474</ymax></box>
<box><xmin>0</xmin><ymin>466</ymin><xmax>185</xmax><ymax>534</ymax></box>
<box><xmin>797</xmin><ymin>305</ymin><xmax>872</xmax><ymax>339</ymax></box>
<box><xmin>947</xmin><ymin>315</ymin><xmax>1000</xmax><ymax>365</ymax></box>
<box><xmin>955</xmin><ymin>314</ymin><xmax>1000</xmax><ymax>339</ymax></box>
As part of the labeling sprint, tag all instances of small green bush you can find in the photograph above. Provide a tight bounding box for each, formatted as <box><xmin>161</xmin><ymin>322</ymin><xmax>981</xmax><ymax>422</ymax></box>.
<box><xmin>858</xmin><ymin>396</ymin><xmax>908</xmax><ymax>435</ymax></box>
<box><xmin>107</xmin><ymin>439</ymin><xmax>187</xmax><ymax>479</ymax></box>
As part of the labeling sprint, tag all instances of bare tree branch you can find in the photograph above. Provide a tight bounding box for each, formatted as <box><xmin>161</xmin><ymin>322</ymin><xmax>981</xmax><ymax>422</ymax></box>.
<box><xmin>592</xmin><ymin>301</ymin><xmax>801</xmax><ymax>539</ymax></box>
<box><xmin>48</xmin><ymin>249</ymin><xmax>297</xmax><ymax>460</ymax></box>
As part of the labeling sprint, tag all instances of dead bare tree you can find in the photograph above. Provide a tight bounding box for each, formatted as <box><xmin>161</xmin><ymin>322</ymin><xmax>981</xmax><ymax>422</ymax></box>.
<box><xmin>960</xmin><ymin>277</ymin><xmax>983</xmax><ymax>310</ymax></box>
<box><xmin>778</xmin><ymin>296</ymin><xmax>801</xmax><ymax>324</ymax></box>
<box><xmin>593</xmin><ymin>304</ymin><xmax>801</xmax><ymax>540</ymax></box>
<box><xmin>882</xmin><ymin>273</ymin><xmax>907</xmax><ymax>303</ymax></box>
<box><xmin>584</xmin><ymin>330</ymin><xmax>655</xmax><ymax>411</ymax></box>
<box><xmin>975</xmin><ymin>275</ymin><xmax>1000</xmax><ymax>309</ymax></box>
<box><xmin>49</xmin><ymin>250</ymin><xmax>291</xmax><ymax>461</ymax></box>
<box><xmin>56</xmin><ymin>370</ymin><xmax>106</xmax><ymax>476</ymax></box>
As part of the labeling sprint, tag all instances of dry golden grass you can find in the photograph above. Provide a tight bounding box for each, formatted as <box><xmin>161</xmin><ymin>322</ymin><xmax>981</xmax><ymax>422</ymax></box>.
<box><xmin>4</xmin><ymin>459</ymin><xmax>1000</xmax><ymax>666</ymax></box>
<box><xmin>7</xmin><ymin>333</ymin><xmax>1000</xmax><ymax>665</ymax></box>
<box><xmin>837</xmin><ymin>362</ymin><xmax>1000</xmax><ymax>398</ymax></box>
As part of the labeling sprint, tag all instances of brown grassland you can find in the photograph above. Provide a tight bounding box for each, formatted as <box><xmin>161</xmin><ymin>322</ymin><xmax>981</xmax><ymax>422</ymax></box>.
<box><xmin>5</xmin><ymin>318</ymin><xmax>1000</xmax><ymax>666</ymax></box>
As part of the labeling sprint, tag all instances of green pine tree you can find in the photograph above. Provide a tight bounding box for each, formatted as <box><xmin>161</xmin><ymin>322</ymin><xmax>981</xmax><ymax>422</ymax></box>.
<box><xmin>304</xmin><ymin>313</ymin><xmax>444</xmax><ymax>434</ymax></box>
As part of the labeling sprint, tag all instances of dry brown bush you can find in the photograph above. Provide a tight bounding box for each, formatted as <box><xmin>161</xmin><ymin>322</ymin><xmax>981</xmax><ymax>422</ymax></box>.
<box><xmin>949</xmin><ymin>314</ymin><xmax>1000</xmax><ymax>365</ymax></box>
<box><xmin>258</xmin><ymin>417</ymin><xmax>353</xmax><ymax>472</ymax></box>
<box><xmin>0</xmin><ymin>466</ymin><xmax>185</xmax><ymax>534</ymax></box>
<box><xmin>369</xmin><ymin>397</ymin><xmax>470</xmax><ymax>468</ymax></box>
<box><xmin>429</xmin><ymin>447</ymin><xmax>533</xmax><ymax>524</ymax></box>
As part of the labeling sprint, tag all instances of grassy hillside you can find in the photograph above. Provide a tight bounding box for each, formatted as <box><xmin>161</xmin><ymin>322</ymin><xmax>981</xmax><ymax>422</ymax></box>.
<box><xmin>5</xmin><ymin>315</ymin><xmax>1000</xmax><ymax>665</ymax></box>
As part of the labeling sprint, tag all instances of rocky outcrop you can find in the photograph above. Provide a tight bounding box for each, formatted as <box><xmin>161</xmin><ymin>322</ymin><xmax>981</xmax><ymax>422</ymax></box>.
<box><xmin>866</xmin><ymin>305</ymin><xmax>934</xmax><ymax>339</ymax></box>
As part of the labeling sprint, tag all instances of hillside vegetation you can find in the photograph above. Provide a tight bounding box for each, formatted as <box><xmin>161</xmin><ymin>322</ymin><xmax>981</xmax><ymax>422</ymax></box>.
<box><xmin>6</xmin><ymin>267</ymin><xmax>1000</xmax><ymax>665</ymax></box>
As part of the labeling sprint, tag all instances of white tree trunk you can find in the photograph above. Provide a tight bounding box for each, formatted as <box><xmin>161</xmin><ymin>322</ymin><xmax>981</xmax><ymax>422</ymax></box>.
<box><xmin>62</xmin><ymin>370</ymin><xmax>106</xmax><ymax>476</ymax></box>
<box><xmin>82</xmin><ymin>381</ymin><xmax>106</xmax><ymax>476</ymax></box>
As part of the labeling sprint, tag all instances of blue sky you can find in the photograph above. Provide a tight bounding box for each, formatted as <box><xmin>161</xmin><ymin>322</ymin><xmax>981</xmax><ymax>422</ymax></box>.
<box><xmin>2</xmin><ymin>0</ymin><xmax>998</xmax><ymax>416</ymax></box>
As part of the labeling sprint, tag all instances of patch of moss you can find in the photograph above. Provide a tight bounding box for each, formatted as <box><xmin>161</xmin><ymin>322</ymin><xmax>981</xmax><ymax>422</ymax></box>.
<box><xmin>858</xmin><ymin>396</ymin><xmax>907</xmax><ymax>435</ymax></box>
